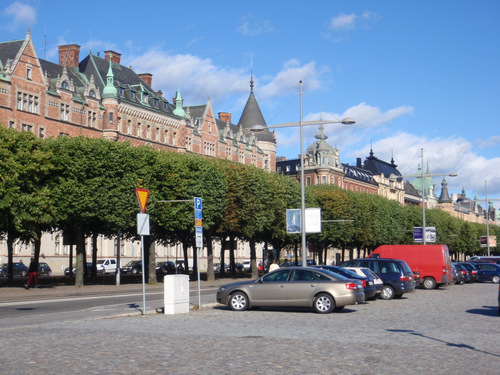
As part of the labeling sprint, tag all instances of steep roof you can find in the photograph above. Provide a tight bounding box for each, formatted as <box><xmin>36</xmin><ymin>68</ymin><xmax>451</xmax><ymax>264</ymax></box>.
<box><xmin>362</xmin><ymin>149</ymin><xmax>401</xmax><ymax>178</ymax></box>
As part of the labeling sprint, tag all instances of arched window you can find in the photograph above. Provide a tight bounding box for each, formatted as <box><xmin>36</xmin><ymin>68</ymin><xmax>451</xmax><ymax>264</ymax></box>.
<box><xmin>89</xmin><ymin>90</ymin><xmax>96</xmax><ymax>97</ymax></box>
<box><xmin>61</xmin><ymin>81</ymin><xmax>69</xmax><ymax>89</ymax></box>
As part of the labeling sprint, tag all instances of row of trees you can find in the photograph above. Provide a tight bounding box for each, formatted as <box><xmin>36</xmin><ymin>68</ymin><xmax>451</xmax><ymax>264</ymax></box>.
<box><xmin>1</xmin><ymin>127</ymin><xmax>497</xmax><ymax>286</ymax></box>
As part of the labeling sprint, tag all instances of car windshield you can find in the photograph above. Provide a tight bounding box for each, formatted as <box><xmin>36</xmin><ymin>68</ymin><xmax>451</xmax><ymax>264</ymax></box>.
<box><xmin>125</xmin><ymin>261</ymin><xmax>137</xmax><ymax>266</ymax></box>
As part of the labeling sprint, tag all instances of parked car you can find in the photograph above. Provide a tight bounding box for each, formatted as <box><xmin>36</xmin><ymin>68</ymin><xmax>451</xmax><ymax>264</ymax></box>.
<box><xmin>339</xmin><ymin>258</ymin><xmax>415</xmax><ymax>300</ymax></box>
<box><xmin>121</xmin><ymin>260</ymin><xmax>142</xmax><ymax>274</ymax></box>
<box><xmin>452</xmin><ymin>263</ymin><xmax>470</xmax><ymax>284</ymax></box>
<box><xmin>344</xmin><ymin>266</ymin><xmax>383</xmax><ymax>299</ymax></box>
<box><xmin>312</xmin><ymin>265</ymin><xmax>378</xmax><ymax>300</ymax></box>
<box><xmin>64</xmin><ymin>262</ymin><xmax>93</xmax><ymax>276</ymax></box>
<box><xmin>156</xmin><ymin>261</ymin><xmax>176</xmax><ymax>275</ymax></box>
<box><xmin>38</xmin><ymin>262</ymin><xmax>52</xmax><ymax>275</ymax></box>
<box><xmin>0</xmin><ymin>262</ymin><xmax>29</xmax><ymax>277</ymax></box>
<box><xmin>242</xmin><ymin>260</ymin><xmax>252</xmax><ymax>272</ymax></box>
<box><xmin>369</xmin><ymin>244</ymin><xmax>453</xmax><ymax>289</ymax></box>
<box><xmin>474</xmin><ymin>262</ymin><xmax>500</xmax><ymax>283</ymax></box>
<box><xmin>457</xmin><ymin>262</ymin><xmax>478</xmax><ymax>282</ymax></box>
<box><xmin>216</xmin><ymin>266</ymin><xmax>365</xmax><ymax>313</ymax></box>
<box><xmin>213</xmin><ymin>263</ymin><xmax>229</xmax><ymax>273</ymax></box>
<box><xmin>96</xmin><ymin>258</ymin><xmax>117</xmax><ymax>274</ymax></box>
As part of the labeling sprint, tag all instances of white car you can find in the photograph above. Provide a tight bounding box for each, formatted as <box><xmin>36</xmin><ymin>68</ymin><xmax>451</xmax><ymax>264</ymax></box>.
<box><xmin>345</xmin><ymin>267</ymin><xmax>383</xmax><ymax>299</ymax></box>
<box><xmin>242</xmin><ymin>260</ymin><xmax>252</xmax><ymax>272</ymax></box>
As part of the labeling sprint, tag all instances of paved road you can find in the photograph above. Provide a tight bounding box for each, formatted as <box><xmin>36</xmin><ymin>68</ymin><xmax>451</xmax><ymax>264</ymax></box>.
<box><xmin>1</xmin><ymin>281</ymin><xmax>499</xmax><ymax>374</ymax></box>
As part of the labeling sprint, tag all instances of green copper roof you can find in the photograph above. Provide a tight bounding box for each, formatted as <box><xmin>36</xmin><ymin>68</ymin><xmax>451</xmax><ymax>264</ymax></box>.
<box><xmin>102</xmin><ymin>53</ymin><xmax>117</xmax><ymax>98</ymax></box>
<box><xmin>173</xmin><ymin>87</ymin><xmax>186</xmax><ymax>117</ymax></box>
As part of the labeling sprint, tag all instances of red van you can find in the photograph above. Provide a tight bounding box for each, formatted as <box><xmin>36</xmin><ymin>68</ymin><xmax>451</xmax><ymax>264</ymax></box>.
<box><xmin>369</xmin><ymin>244</ymin><xmax>453</xmax><ymax>289</ymax></box>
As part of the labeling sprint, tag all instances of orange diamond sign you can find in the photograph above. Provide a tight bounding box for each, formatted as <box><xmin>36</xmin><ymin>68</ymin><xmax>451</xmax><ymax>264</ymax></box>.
<box><xmin>136</xmin><ymin>188</ymin><xmax>149</xmax><ymax>213</ymax></box>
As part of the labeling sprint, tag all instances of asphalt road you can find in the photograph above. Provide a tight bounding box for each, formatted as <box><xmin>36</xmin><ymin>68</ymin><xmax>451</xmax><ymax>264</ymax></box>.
<box><xmin>1</xmin><ymin>279</ymin><xmax>499</xmax><ymax>374</ymax></box>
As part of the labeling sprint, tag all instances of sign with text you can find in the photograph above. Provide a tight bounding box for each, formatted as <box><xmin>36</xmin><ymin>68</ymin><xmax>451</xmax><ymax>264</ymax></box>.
<box><xmin>194</xmin><ymin>197</ymin><xmax>203</xmax><ymax>247</ymax></box>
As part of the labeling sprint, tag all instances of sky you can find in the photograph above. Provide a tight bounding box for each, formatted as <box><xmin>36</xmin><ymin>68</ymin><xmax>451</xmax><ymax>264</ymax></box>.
<box><xmin>1</xmin><ymin>0</ymin><xmax>500</xmax><ymax>206</ymax></box>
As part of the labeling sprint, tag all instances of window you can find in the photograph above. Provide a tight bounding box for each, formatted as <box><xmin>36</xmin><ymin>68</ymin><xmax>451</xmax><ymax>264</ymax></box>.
<box><xmin>39</xmin><ymin>127</ymin><xmax>45</xmax><ymax>138</ymax></box>
<box><xmin>60</xmin><ymin>104</ymin><xmax>69</xmax><ymax>121</ymax></box>
<box><xmin>26</xmin><ymin>68</ymin><xmax>32</xmax><ymax>80</ymax></box>
<box><xmin>61</xmin><ymin>81</ymin><xmax>69</xmax><ymax>89</ymax></box>
<box><xmin>21</xmin><ymin>124</ymin><xmax>33</xmax><ymax>132</ymax></box>
<box><xmin>109</xmin><ymin>112</ymin><xmax>113</xmax><ymax>123</ymax></box>
<box><xmin>89</xmin><ymin>90</ymin><xmax>96</xmax><ymax>98</ymax></box>
<box><xmin>130</xmin><ymin>91</ymin><xmax>135</xmax><ymax>99</ymax></box>
<box><xmin>154</xmin><ymin>98</ymin><xmax>158</xmax><ymax>106</ymax></box>
<box><xmin>8</xmin><ymin>121</ymin><xmax>15</xmax><ymax>129</ymax></box>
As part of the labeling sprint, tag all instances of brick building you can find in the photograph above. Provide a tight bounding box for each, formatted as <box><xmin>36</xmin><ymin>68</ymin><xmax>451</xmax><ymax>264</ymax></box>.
<box><xmin>0</xmin><ymin>30</ymin><xmax>276</xmax><ymax>271</ymax></box>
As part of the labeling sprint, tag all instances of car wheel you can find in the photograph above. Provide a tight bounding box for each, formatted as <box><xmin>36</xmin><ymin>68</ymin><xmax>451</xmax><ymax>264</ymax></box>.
<box><xmin>313</xmin><ymin>293</ymin><xmax>335</xmax><ymax>313</ymax></box>
<box><xmin>132</xmin><ymin>268</ymin><xmax>138</xmax><ymax>274</ymax></box>
<box><xmin>492</xmin><ymin>275</ymin><xmax>500</xmax><ymax>284</ymax></box>
<box><xmin>422</xmin><ymin>277</ymin><xmax>436</xmax><ymax>290</ymax></box>
<box><xmin>380</xmin><ymin>285</ymin><xmax>395</xmax><ymax>300</ymax></box>
<box><xmin>229</xmin><ymin>292</ymin><xmax>249</xmax><ymax>311</ymax></box>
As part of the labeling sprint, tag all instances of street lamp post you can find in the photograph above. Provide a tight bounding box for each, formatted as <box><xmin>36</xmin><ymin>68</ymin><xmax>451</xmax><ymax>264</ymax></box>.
<box><xmin>251</xmin><ymin>81</ymin><xmax>355</xmax><ymax>266</ymax></box>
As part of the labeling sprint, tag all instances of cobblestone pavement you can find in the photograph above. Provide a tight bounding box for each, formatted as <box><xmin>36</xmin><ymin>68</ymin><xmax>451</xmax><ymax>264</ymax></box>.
<box><xmin>1</xmin><ymin>282</ymin><xmax>499</xmax><ymax>374</ymax></box>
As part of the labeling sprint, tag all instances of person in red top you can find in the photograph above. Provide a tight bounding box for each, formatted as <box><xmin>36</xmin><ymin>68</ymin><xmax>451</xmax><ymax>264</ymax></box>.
<box><xmin>24</xmin><ymin>257</ymin><xmax>39</xmax><ymax>289</ymax></box>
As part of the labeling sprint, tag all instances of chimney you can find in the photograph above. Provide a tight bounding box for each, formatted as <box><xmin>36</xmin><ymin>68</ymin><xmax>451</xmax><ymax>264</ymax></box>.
<box><xmin>104</xmin><ymin>50</ymin><xmax>121</xmax><ymax>64</ymax></box>
<box><xmin>218</xmin><ymin>112</ymin><xmax>232</xmax><ymax>123</ymax></box>
<box><xmin>58</xmin><ymin>44</ymin><xmax>81</xmax><ymax>68</ymax></box>
<box><xmin>357</xmin><ymin>157</ymin><xmax>362</xmax><ymax>168</ymax></box>
<box><xmin>138</xmin><ymin>73</ymin><xmax>153</xmax><ymax>87</ymax></box>
<box><xmin>280</xmin><ymin>156</ymin><xmax>287</xmax><ymax>161</ymax></box>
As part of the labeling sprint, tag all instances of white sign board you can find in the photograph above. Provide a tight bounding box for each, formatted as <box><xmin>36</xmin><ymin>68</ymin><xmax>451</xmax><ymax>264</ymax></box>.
<box><xmin>137</xmin><ymin>213</ymin><xmax>150</xmax><ymax>236</ymax></box>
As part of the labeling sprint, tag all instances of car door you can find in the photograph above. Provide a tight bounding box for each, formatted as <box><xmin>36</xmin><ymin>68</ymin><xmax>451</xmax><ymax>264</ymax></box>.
<box><xmin>286</xmin><ymin>269</ymin><xmax>319</xmax><ymax>307</ymax></box>
<box><xmin>249</xmin><ymin>269</ymin><xmax>291</xmax><ymax>306</ymax></box>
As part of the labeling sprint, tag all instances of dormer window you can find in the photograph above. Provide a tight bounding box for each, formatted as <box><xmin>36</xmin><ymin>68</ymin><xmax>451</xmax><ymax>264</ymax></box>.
<box><xmin>89</xmin><ymin>90</ymin><xmax>96</xmax><ymax>98</ymax></box>
<box><xmin>154</xmin><ymin>98</ymin><xmax>158</xmax><ymax>106</ymax></box>
<box><xmin>61</xmin><ymin>81</ymin><xmax>69</xmax><ymax>89</ymax></box>
<box><xmin>130</xmin><ymin>91</ymin><xmax>135</xmax><ymax>99</ymax></box>
<box><xmin>142</xmin><ymin>93</ymin><xmax>148</xmax><ymax>103</ymax></box>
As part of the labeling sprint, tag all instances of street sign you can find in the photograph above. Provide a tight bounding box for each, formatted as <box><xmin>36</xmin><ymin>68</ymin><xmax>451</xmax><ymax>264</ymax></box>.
<box><xmin>194</xmin><ymin>197</ymin><xmax>203</xmax><ymax>247</ymax></box>
<box><xmin>137</xmin><ymin>213</ymin><xmax>150</xmax><ymax>236</ymax></box>
<box><xmin>136</xmin><ymin>188</ymin><xmax>149</xmax><ymax>213</ymax></box>
<box><xmin>413</xmin><ymin>227</ymin><xmax>436</xmax><ymax>243</ymax></box>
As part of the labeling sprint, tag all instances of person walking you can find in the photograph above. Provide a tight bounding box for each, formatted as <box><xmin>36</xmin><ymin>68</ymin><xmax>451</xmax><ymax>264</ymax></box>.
<box><xmin>269</xmin><ymin>259</ymin><xmax>280</xmax><ymax>272</ymax></box>
<box><xmin>24</xmin><ymin>257</ymin><xmax>39</xmax><ymax>289</ymax></box>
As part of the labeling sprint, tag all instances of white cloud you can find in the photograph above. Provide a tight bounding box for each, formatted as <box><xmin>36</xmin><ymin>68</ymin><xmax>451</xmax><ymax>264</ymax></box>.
<box><xmin>352</xmin><ymin>132</ymin><xmax>500</xmax><ymax>199</ymax></box>
<box><xmin>259</xmin><ymin>59</ymin><xmax>324</xmax><ymax>99</ymax></box>
<box><xmin>3</xmin><ymin>1</ymin><xmax>36</xmax><ymax>31</ymax></box>
<box><xmin>129</xmin><ymin>49</ymin><xmax>248</xmax><ymax>105</ymax></box>
<box><xmin>330</xmin><ymin>14</ymin><xmax>357</xmax><ymax>31</ymax></box>
<box><xmin>237</xmin><ymin>19</ymin><xmax>274</xmax><ymax>36</ymax></box>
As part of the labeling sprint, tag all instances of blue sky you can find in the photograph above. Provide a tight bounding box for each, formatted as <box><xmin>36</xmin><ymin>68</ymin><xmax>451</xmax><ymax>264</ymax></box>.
<box><xmin>2</xmin><ymin>0</ymin><xmax>500</xmax><ymax>204</ymax></box>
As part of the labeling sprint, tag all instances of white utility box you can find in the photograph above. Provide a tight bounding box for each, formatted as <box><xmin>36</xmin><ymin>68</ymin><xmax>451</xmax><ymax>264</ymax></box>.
<box><xmin>164</xmin><ymin>274</ymin><xmax>190</xmax><ymax>314</ymax></box>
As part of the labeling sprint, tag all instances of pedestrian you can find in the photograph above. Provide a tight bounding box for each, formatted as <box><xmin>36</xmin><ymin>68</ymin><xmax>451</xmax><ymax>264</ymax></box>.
<box><xmin>269</xmin><ymin>259</ymin><xmax>280</xmax><ymax>272</ymax></box>
<box><xmin>24</xmin><ymin>257</ymin><xmax>39</xmax><ymax>289</ymax></box>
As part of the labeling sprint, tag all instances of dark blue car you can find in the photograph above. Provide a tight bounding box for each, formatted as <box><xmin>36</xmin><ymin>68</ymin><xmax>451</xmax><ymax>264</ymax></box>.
<box><xmin>474</xmin><ymin>263</ymin><xmax>500</xmax><ymax>283</ymax></box>
<box><xmin>339</xmin><ymin>258</ymin><xmax>415</xmax><ymax>300</ymax></box>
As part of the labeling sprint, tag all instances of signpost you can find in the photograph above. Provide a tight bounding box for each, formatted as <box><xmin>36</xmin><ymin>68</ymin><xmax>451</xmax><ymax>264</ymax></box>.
<box><xmin>194</xmin><ymin>197</ymin><xmax>202</xmax><ymax>309</ymax></box>
<box><xmin>136</xmin><ymin>188</ymin><xmax>149</xmax><ymax>315</ymax></box>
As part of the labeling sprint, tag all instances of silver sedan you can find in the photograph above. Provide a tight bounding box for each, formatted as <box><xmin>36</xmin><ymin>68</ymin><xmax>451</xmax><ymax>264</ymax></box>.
<box><xmin>216</xmin><ymin>266</ymin><xmax>364</xmax><ymax>314</ymax></box>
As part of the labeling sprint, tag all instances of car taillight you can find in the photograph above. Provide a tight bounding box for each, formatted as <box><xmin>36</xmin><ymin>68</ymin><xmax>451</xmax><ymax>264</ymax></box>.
<box><xmin>401</xmin><ymin>275</ymin><xmax>413</xmax><ymax>281</ymax></box>
<box><xmin>460</xmin><ymin>270</ymin><xmax>467</xmax><ymax>275</ymax></box>
<box><xmin>361</xmin><ymin>280</ymin><xmax>367</xmax><ymax>288</ymax></box>
<box><xmin>345</xmin><ymin>283</ymin><xmax>358</xmax><ymax>290</ymax></box>
<box><xmin>471</xmin><ymin>270</ymin><xmax>478</xmax><ymax>275</ymax></box>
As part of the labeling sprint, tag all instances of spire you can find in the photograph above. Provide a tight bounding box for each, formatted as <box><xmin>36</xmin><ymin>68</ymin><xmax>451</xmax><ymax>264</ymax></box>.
<box><xmin>173</xmin><ymin>86</ymin><xmax>186</xmax><ymax>117</ymax></box>
<box><xmin>102</xmin><ymin>53</ymin><xmax>117</xmax><ymax>98</ymax></box>
<box><xmin>238</xmin><ymin>74</ymin><xmax>266</xmax><ymax>129</ymax></box>
<box><xmin>438</xmin><ymin>177</ymin><xmax>452</xmax><ymax>203</ymax></box>
<box><xmin>314</xmin><ymin>124</ymin><xmax>328</xmax><ymax>141</ymax></box>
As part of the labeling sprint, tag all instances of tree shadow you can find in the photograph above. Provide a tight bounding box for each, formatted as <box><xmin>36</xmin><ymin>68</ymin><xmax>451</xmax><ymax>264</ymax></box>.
<box><xmin>387</xmin><ymin>329</ymin><xmax>500</xmax><ymax>358</ymax></box>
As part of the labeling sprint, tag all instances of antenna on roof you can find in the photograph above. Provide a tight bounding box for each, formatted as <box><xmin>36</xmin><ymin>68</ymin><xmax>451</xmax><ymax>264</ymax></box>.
<box><xmin>250</xmin><ymin>53</ymin><xmax>254</xmax><ymax>93</ymax></box>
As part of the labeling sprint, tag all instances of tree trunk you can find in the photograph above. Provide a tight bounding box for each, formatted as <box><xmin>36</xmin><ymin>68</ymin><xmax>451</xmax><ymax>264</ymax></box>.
<box><xmin>191</xmin><ymin>235</ymin><xmax>198</xmax><ymax>281</ymax></box>
<box><xmin>206</xmin><ymin>231</ymin><xmax>215</xmax><ymax>282</ymax></box>
<box><xmin>6</xmin><ymin>233</ymin><xmax>14</xmax><ymax>281</ymax></box>
<box><xmin>250</xmin><ymin>239</ymin><xmax>258</xmax><ymax>279</ymax></box>
<box><xmin>75</xmin><ymin>225</ymin><xmax>85</xmax><ymax>287</ymax></box>
<box><xmin>148</xmin><ymin>239</ymin><xmax>156</xmax><ymax>284</ymax></box>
